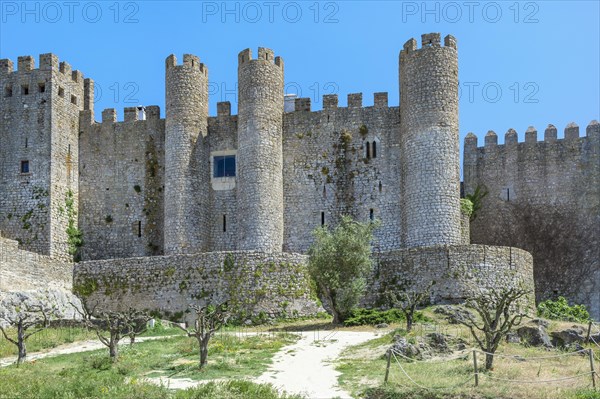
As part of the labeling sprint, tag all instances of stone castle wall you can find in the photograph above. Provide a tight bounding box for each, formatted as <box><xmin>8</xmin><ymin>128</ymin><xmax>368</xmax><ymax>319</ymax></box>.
<box><xmin>282</xmin><ymin>94</ymin><xmax>402</xmax><ymax>253</ymax></box>
<box><xmin>165</xmin><ymin>54</ymin><xmax>210</xmax><ymax>255</ymax></box>
<box><xmin>365</xmin><ymin>244</ymin><xmax>534</xmax><ymax>307</ymax></box>
<box><xmin>78</xmin><ymin>107</ymin><xmax>165</xmax><ymax>260</ymax></box>
<box><xmin>0</xmin><ymin>235</ymin><xmax>72</xmax><ymax>292</ymax></box>
<box><xmin>0</xmin><ymin>54</ymin><xmax>86</xmax><ymax>259</ymax></box>
<box><xmin>237</xmin><ymin>48</ymin><xmax>285</xmax><ymax>252</ymax></box>
<box><xmin>74</xmin><ymin>251</ymin><xmax>321</xmax><ymax>322</ymax></box>
<box><xmin>463</xmin><ymin>122</ymin><xmax>600</xmax><ymax>319</ymax></box>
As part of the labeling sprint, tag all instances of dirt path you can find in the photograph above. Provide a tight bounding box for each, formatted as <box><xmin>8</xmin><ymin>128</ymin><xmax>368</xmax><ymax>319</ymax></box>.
<box><xmin>0</xmin><ymin>335</ymin><xmax>179</xmax><ymax>367</ymax></box>
<box><xmin>255</xmin><ymin>330</ymin><xmax>379</xmax><ymax>399</ymax></box>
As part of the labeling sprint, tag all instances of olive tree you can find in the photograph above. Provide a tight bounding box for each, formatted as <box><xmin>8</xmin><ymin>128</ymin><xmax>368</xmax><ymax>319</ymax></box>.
<box><xmin>0</xmin><ymin>291</ymin><xmax>61</xmax><ymax>365</ymax></box>
<box><xmin>175</xmin><ymin>302</ymin><xmax>230</xmax><ymax>369</ymax></box>
<box><xmin>74</xmin><ymin>302</ymin><xmax>151</xmax><ymax>362</ymax></box>
<box><xmin>451</xmin><ymin>269</ymin><xmax>533</xmax><ymax>370</ymax></box>
<box><xmin>308</xmin><ymin>215</ymin><xmax>379</xmax><ymax>324</ymax></box>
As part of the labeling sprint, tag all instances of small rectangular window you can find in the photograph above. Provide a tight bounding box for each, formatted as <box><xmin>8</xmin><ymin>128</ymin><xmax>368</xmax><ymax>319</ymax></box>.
<box><xmin>213</xmin><ymin>155</ymin><xmax>236</xmax><ymax>177</ymax></box>
<box><xmin>71</xmin><ymin>95</ymin><xmax>77</xmax><ymax>105</ymax></box>
<box><xmin>321</xmin><ymin>212</ymin><xmax>325</xmax><ymax>226</ymax></box>
<box><xmin>370</xmin><ymin>208</ymin><xmax>374</xmax><ymax>221</ymax></box>
<box><xmin>223</xmin><ymin>214</ymin><xmax>227</xmax><ymax>232</ymax></box>
<box><xmin>138</xmin><ymin>221</ymin><xmax>142</xmax><ymax>237</ymax></box>
<box><xmin>58</xmin><ymin>87</ymin><xmax>65</xmax><ymax>97</ymax></box>
<box><xmin>38</xmin><ymin>83</ymin><xmax>45</xmax><ymax>93</ymax></box>
<box><xmin>4</xmin><ymin>85</ymin><xmax>12</xmax><ymax>97</ymax></box>
<box><xmin>25</xmin><ymin>138</ymin><xmax>28</xmax><ymax>148</ymax></box>
<box><xmin>20</xmin><ymin>160</ymin><xmax>30</xmax><ymax>174</ymax></box>
<box><xmin>21</xmin><ymin>85</ymin><xmax>29</xmax><ymax>95</ymax></box>
<box><xmin>372</xmin><ymin>141</ymin><xmax>377</xmax><ymax>158</ymax></box>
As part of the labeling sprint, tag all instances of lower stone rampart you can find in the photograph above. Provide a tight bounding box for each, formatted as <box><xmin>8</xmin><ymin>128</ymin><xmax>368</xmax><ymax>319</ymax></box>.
<box><xmin>74</xmin><ymin>251</ymin><xmax>321</xmax><ymax>322</ymax></box>
<box><xmin>0</xmin><ymin>236</ymin><xmax>73</xmax><ymax>292</ymax></box>
<box><xmin>366</xmin><ymin>244</ymin><xmax>534</xmax><ymax>306</ymax></box>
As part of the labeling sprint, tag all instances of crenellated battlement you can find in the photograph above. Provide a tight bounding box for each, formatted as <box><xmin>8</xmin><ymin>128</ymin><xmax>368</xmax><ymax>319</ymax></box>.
<box><xmin>465</xmin><ymin>120</ymin><xmax>600</xmax><ymax>150</ymax></box>
<box><xmin>165</xmin><ymin>54</ymin><xmax>207</xmax><ymax>76</ymax></box>
<box><xmin>0</xmin><ymin>54</ymin><xmax>83</xmax><ymax>83</ymax></box>
<box><xmin>238</xmin><ymin>47</ymin><xmax>283</xmax><ymax>68</ymax></box>
<box><xmin>95</xmin><ymin>106</ymin><xmax>162</xmax><ymax>125</ymax></box>
<box><xmin>402</xmin><ymin>32</ymin><xmax>457</xmax><ymax>54</ymax></box>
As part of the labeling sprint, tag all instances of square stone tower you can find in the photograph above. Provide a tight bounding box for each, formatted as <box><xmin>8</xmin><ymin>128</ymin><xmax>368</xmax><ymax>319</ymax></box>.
<box><xmin>0</xmin><ymin>54</ymin><xmax>89</xmax><ymax>259</ymax></box>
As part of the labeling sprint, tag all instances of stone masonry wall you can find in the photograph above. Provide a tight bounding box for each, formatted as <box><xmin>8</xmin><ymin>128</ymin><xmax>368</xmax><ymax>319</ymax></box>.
<box><xmin>74</xmin><ymin>251</ymin><xmax>321</xmax><ymax>322</ymax></box>
<box><xmin>365</xmin><ymin>244</ymin><xmax>535</xmax><ymax>307</ymax></box>
<box><xmin>164</xmin><ymin>54</ymin><xmax>210</xmax><ymax>254</ymax></box>
<box><xmin>0</xmin><ymin>54</ymin><xmax>85</xmax><ymax>259</ymax></box>
<box><xmin>464</xmin><ymin>122</ymin><xmax>600</xmax><ymax>319</ymax></box>
<box><xmin>399</xmin><ymin>34</ymin><xmax>461</xmax><ymax>248</ymax></box>
<box><xmin>282</xmin><ymin>94</ymin><xmax>401</xmax><ymax>253</ymax></box>
<box><xmin>78</xmin><ymin>106</ymin><xmax>165</xmax><ymax>260</ymax></box>
<box><xmin>0</xmin><ymin>235</ymin><xmax>72</xmax><ymax>292</ymax></box>
<box><xmin>237</xmin><ymin>48</ymin><xmax>285</xmax><ymax>252</ymax></box>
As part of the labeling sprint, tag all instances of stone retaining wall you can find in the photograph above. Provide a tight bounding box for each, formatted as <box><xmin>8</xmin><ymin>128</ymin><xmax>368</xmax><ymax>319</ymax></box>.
<box><xmin>74</xmin><ymin>251</ymin><xmax>321</xmax><ymax>322</ymax></box>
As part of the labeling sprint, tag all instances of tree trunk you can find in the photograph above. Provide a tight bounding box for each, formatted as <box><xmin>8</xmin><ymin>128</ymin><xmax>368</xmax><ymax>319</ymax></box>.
<box><xmin>331</xmin><ymin>309</ymin><xmax>342</xmax><ymax>325</ymax></box>
<box><xmin>17</xmin><ymin>323</ymin><xmax>26</xmax><ymax>366</ymax></box>
<box><xmin>406</xmin><ymin>314</ymin><xmax>413</xmax><ymax>332</ymax></box>
<box><xmin>109</xmin><ymin>335</ymin><xmax>119</xmax><ymax>362</ymax></box>
<box><xmin>129</xmin><ymin>334</ymin><xmax>136</xmax><ymax>346</ymax></box>
<box><xmin>199</xmin><ymin>337</ymin><xmax>209</xmax><ymax>369</ymax></box>
<box><xmin>485</xmin><ymin>353</ymin><xmax>494</xmax><ymax>370</ymax></box>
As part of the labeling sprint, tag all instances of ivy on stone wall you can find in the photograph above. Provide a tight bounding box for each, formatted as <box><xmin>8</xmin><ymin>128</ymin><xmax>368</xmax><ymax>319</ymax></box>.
<box><xmin>65</xmin><ymin>189</ymin><xmax>83</xmax><ymax>261</ymax></box>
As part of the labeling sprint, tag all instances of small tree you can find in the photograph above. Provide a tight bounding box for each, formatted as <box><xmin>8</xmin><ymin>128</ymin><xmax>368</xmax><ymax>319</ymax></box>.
<box><xmin>175</xmin><ymin>302</ymin><xmax>230</xmax><ymax>369</ymax></box>
<box><xmin>0</xmin><ymin>292</ymin><xmax>60</xmax><ymax>365</ymax></box>
<box><xmin>308</xmin><ymin>215</ymin><xmax>379</xmax><ymax>324</ymax></box>
<box><xmin>453</xmin><ymin>281</ymin><xmax>532</xmax><ymax>370</ymax></box>
<box><xmin>465</xmin><ymin>185</ymin><xmax>488</xmax><ymax>221</ymax></box>
<box><xmin>385</xmin><ymin>280</ymin><xmax>434</xmax><ymax>332</ymax></box>
<box><xmin>74</xmin><ymin>302</ymin><xmax>150</xmax><ymax>362</ymax></box>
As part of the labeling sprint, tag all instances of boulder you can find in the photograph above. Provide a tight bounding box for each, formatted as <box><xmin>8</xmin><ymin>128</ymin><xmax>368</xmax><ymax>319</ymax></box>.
<box><xmin>529</xmin><ymin>318</ymin><xmax>550</xmax><ymax>328</ymax></box>
<box><xmin>375</xmin><ymin>323</ymin><xmax>389</xmax><ymax>329</ymax></box>
<box><xmin>516</xmin><ymin>325</ymin><xmax>553</xmax><ymax>348</ymax></box>
<box><xmin>389</xmin><ymin>336</ymin><xmax>431</xmax><ymax>360</ymax></box>
<box><xmin>433</xmin><ymin>305</ymin><xmax>473</xmax><ymax>325</ymax></box>
<box><xmin>551</xmin><ymin>328</ymin><xmax>585</xmax><ymax>347</ymax></box>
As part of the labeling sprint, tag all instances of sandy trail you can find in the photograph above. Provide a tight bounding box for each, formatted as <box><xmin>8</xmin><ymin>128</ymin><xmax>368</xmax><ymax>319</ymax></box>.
<box><xmin>255</xmin><ymin>330</ymin><xmax>378</xmax><ymax>399</ymax></box>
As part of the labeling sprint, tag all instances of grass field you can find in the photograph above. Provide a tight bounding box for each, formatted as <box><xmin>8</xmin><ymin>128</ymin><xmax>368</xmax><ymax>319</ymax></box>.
<box><xmin>336</xmin><ymin>309</ymin><xmax>600</xmax><ymax>399</ymax></box>
<box><xmin>0</xmin><ymin>332</ymin><xmax>299</xmax><ymax>399</ymax></box>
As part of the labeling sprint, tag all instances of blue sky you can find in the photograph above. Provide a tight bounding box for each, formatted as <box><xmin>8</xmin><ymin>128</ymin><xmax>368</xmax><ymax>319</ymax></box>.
<box><xmin>1</xmin><ymin>1</ymin><xmax>599</xmax><ymax>150</ymax></box>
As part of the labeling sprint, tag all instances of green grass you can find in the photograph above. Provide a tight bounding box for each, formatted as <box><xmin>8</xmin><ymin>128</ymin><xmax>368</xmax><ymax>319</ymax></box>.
<box><xmin>0</xmin><ymin>332</ymin><xmax>300</xmax><ymax>399</ymax></box>
<box><xmin>0</xmin><ymin>327</ymin><xmax>97</xmax><ymax>358</ymax></box>
<box><xmin>0</xmin><ymin>322</ymin><xmax>185</xmax><ymax>359</ymax></box>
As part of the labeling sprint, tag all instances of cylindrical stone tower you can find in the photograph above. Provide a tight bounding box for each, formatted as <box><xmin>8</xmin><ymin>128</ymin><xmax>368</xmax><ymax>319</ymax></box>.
<box><xmin>165</xmin><ymin>54</ymin><xmax>209</xmax><ymax>254</ymax></box>
<box><xmin>399</xmin><ymin>33</ymin><xmax>461</xmax><ymax>248</ymax></box>
<box><xmin>237</xmin><ymin>48</ymin><xmax>284</xmax><ymax>252</ymax></box>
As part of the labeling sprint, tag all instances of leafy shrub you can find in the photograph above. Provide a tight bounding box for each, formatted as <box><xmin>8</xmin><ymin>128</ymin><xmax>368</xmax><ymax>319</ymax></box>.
<box><xmin>343</xmin><ymin>308</ymin><xmax>428</xmax><ymax>327</ymax></box>
<box><xmin>537</xmin><ymin>296</ymin><xmax>591</xmax><ymax>323</ymax></box>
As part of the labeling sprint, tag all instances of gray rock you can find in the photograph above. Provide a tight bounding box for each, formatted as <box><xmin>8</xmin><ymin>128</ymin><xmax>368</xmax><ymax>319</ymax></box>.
<box><xmin>433</xmin><ymin>305</ymin><xmax>473</xmax><ymax>324</ymax></box>
<box><xmin>516</xmin><ymin>325</ymin><xmax>553</xmax><ymax>348</ymax></box>
<box><xmin>551</xmin><ymin>328</ymin><xmax>585</xmax><ymax>347</ymax></box>
<box><xmin>506</xmin><ymin>331</ymin><xmax>521</xmax><ymax>344</ymax></box>
<box><xmin>529</xmin><ymin>318</ymin><xmax>550</xmax><ymax>328</ymax></box>
<box><xmin>375</xmin><ymin>323</ymin><xmax>389</xmax><ymax>329</ymax></box>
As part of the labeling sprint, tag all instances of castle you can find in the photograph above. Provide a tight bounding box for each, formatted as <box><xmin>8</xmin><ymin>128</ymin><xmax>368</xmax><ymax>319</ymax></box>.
<box><xmin>0</xmin><ymin>33</ymin><xmax>597</xmax><ymax>320</ymax></box>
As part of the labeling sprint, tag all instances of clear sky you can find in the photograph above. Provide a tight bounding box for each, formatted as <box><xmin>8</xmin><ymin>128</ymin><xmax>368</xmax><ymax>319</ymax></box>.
<box><xmin>1</xmin><ymin>1</ymin><xmax>599</xmax><ymax>153</ymax></box>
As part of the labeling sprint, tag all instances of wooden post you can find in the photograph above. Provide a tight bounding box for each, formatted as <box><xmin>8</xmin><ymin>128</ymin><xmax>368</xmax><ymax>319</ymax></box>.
<box><xmin>384</xmin><ymin>350</ymin><xmax>392</xmax><ymax>384</ymax></box>
<box><xmin>589</xmin><ymin>349</ymin><xmax>596</xmax><ymax>390</ymax></box>
<box><xmin>586</xmin><ymin>321</ymin><xmax>593</xmax><ymax>344</ymax></box>
<box><xmin>473</xmin><ymin>350</ymin><xmax>479</xmax><ymax>387</ymax></box>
